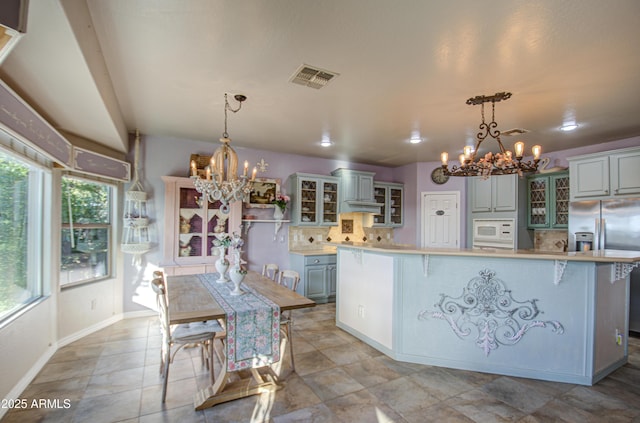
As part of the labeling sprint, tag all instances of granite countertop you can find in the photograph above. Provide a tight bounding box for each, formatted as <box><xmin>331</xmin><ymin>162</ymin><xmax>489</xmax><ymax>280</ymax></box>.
<box><xmin>325</xmin><ymin>241</ymin><xmax>640</xmax><ymax>263</ymax></box>
<box><xmin>289</xmin><ymin>247</ymin><xmax>337</xmax><ymax>256</ymax></box>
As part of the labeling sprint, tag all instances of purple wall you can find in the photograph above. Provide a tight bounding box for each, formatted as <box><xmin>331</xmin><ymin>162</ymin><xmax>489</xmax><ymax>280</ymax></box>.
<box><xmin>122</xmin><ymin>134</ymin><xmax>640</xmax><ymax>312</ymax></box>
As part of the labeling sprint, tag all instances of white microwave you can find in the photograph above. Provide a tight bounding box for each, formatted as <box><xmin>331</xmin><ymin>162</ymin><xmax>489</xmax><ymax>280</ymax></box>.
<box><xmin>472</xmin><ymin>218</ymin><xmax>515</xmax><ymax>249</ymax></box>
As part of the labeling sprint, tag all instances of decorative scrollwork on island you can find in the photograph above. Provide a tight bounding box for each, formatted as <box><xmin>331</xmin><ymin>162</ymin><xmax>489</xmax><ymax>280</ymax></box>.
<box><xmin>418</xmin><ymin>268</ymin><xmax>564</xmax><ymax>357</ymax></box>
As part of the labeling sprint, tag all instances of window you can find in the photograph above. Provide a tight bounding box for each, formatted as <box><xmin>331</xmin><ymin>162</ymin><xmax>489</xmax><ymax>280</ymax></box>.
<box><xmin>60</xmin><ymin>176</ymin><xmax>112</xmax><ymax>287</ymax></box>
<box><xmin>0</xmin><ymin>149</ymin><xmax>44</xmax><ymax>322</ymax></box>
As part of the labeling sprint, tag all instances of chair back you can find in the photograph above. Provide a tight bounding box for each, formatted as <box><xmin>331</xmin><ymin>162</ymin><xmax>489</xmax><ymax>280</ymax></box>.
<box><xmin>278</xmin><ymin>270</ymin><xmax>300</xmax><ymax>292</ymax></box>
<box><xmin>151</xmin><ymin>278</ymin><xmax>170</xmax><ymax>339</ymax></box>
<box><xmin>262</xmin><ymin>263</ymin><xmax>279</xmax><ymax>281</ymax></box>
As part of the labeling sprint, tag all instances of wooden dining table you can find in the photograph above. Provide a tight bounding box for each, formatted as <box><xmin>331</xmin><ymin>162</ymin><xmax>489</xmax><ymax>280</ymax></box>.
<box><xmin>165</xmin><ymin>270</ymin><xmax>315</xmax><ymax>410</ymax></box>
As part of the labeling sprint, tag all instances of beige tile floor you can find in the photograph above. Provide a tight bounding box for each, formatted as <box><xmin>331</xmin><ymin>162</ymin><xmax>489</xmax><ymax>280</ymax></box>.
<box><xmin>2</xmin><ymin>303</ymin><xmax>640</xmax><ymax>422</ymax></box>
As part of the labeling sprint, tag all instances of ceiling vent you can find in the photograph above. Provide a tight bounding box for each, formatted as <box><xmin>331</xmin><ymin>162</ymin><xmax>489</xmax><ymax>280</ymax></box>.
<box><xmin>289</xmin><ymin>64</ymin><xmax>339</xmax><ymax>89</ymax></box>
<box><xmin>501</xmin><ymin>128</ymin><xmax>530</xmax><ymax>136</ymax></box>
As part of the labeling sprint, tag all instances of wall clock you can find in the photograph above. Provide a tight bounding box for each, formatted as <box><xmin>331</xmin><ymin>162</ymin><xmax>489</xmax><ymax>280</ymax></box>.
<box><xmin>431</xmin><ymin>167</ymin><xmax>450</xmax><ymax>185</ymax></box>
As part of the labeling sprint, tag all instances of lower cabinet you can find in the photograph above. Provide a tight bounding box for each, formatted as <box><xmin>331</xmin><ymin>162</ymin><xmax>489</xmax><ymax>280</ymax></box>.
<box><xmin>290</xmin><ymin>253</ymin><xmax>337</xmax><ymax>303</ymax></box>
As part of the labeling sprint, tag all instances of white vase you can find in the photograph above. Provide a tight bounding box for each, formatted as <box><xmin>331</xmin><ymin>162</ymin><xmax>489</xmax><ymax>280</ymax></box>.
<box><xmin>215</xmin><ymin>247</ymin><xmax>229</xmax><ymax>283</ymax></box>
<box><xmin>229</xmin><ymin>267</ymin><xmax>245</xmax><ymax>295</ymax></box>
<box><xmin>273</xmin><ymin>206</ymin><xmax>284</xmax><ymax>220</ymax></box>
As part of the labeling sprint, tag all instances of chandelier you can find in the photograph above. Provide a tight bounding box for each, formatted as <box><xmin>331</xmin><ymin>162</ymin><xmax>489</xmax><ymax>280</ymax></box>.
<box><xmin>441</xmin><ymin>92</ymin><xmax>541</xmax><ymax>177</ymax></box>
<box><xmin>191</xmin><ymin>93</ymin><xmax>256</xmax><ymax>213</ymax></box>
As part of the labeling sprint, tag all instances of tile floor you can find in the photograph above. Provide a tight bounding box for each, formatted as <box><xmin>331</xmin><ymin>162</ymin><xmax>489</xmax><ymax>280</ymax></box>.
<box><xmin>2</xmin><ymin>303</ymin><xmax>640</xmax><ymax>422</ymax></box>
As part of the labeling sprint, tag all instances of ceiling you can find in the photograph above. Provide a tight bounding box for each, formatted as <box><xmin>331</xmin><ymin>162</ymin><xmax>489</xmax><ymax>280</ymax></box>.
<box><xmin>1</xmin><ymin>0</ymin><xmax>640</xmax><ymax>167</ymax></box>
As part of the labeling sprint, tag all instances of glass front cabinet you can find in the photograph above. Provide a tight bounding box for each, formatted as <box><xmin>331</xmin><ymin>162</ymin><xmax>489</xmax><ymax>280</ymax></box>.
<box><xmin>373</xmin><ymin>182</ymin><xmax>404</xmax><ymax>227</ymax></box>
<box><xmin>527</xmin><ymin>171</ymin><xmax>569</xmax><ymax>229</ymax></box>
<box><xmin>161</xmin><ymin>176</ymin><xmax>241</xmax><ymax>275</ymax></box>
<box><xmin>288</xmin><ymin>173</ymin><xmax>339</xmax><ymax>226</ymax></box>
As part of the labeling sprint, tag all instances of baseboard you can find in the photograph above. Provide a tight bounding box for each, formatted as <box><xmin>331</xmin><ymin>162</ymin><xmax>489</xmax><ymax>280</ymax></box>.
<box><xmin>0</xmin><ymin>344</ymin><xmax>57</xmax><ymax>421</ymax></box>
<box><xmin>57</xmin><ymin>314</ymin><xmax>123</xmax><ymax>348</ymax></box>
<box><xmin>123</xmin><ymin>309</ymin><xmax>156</xmax><ymax>319</ymax></box>
<box><xmin>1</xmin><ymin>309</ymin><xmax>157</xmax><ymax>420</ymax></box>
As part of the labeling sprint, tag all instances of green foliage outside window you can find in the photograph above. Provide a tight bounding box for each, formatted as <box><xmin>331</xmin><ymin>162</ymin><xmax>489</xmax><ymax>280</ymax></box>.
<box><xmin>0</xmin><ymin>152</ymin><xmax>31</xmax><ymax>318</ymax></box>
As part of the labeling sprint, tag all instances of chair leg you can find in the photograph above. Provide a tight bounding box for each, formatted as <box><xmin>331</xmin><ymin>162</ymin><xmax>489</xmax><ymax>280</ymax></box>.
<box><xmin>209</xmin><ymin>339</ymin><xmax>215</xmax><ymax>384</ymax></box>
<box><xmin>287</xmin><ymin>322</ymin><xmax>295</xmax><ymax>372</ymax></box>
<box><xmin>161</xmin><ymin>348</ymin><xmax>170</xmax><ymax>403</ymax></box>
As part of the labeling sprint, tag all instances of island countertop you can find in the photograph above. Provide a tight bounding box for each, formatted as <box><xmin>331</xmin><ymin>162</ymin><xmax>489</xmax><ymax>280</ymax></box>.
<box><xmin>326</xmin><ymin>241</ymin><xmax>640</xmax><ymax>263</ymax></box>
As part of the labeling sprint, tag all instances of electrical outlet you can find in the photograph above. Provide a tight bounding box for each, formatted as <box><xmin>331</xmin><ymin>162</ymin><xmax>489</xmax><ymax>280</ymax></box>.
<box><xmin>616</xmin><ymin>329</ymin><xmax>623</xmax><ymax>346</ymax></box>
<box><xmin>358</xmin><ymin>304</ymin><xmax>365</xmax><ymax>318</ymax></box>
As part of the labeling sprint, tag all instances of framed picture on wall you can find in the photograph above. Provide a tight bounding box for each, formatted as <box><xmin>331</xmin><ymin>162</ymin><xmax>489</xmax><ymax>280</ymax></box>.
<box><xmin>246</xmin><ymin>178</ymin><xmax>280</xmax><ymax>208</ymax></box>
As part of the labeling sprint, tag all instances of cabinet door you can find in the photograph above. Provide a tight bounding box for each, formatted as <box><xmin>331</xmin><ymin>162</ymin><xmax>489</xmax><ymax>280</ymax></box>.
<box><xmin>527</xmin><ymin>176</ymin><xmax>549</xmax><ymax>228</ymax></box>
<box><xmin>610</xmin><ymin>150</ymin><xmax>640</xmax><ymax>196</ymax></box>
<box><xmin>551</xmin><ymin>174</ymin><xmax>569</xmax><ymax>228</ymax></box>
<box><xmin>469</xmin><ymin>177</ymin><xmax>493</xmax><ymax>212</ymax></box>
<box><xmin>327</xmin><ymin>264</ymin><xmax>337</xmax><ymax>301</ymax></box>
<box><xmin>178</xmin><ymin>186</ymin><xmax>206</xmax><ymax>259</ymax></box>
<box><xmin>373</xmin><ymin>185</ymin><xmax>387</xmax><ymax>225</ymax></box>
<box><xmin>298</xmin><ymin>178</ymin><xmax>319</xmax><ymax>225</ymax></box>
<box><xmin>570</xmin><ymin>157</ymin><xmax>610</xmax><ymax>199</ymax></box>
<box><xmin>320</xmin><ymin>179</ymin><xmax>339</xmax><ymax>225</ymax></box>
<box><xmin>389</xmin><ymin>187</ymin><xmax>403</xmax><ymax>226</ymax></box>
<box><xmin>493</xmin><ymin>175</ymin><xmax>517</xmax><ymax>212</ymax></box>
<box><xmin>305</xmin><ymin>265</ymin><xmax>327</xmax><ymax>300</ymax></box>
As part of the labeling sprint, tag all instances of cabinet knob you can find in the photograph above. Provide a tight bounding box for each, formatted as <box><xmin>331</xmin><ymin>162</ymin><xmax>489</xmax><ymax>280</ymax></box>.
<box><xmin>314</xmin><ymin>259</ymin><xmax>320</xmax><ymax>264</ymax></box>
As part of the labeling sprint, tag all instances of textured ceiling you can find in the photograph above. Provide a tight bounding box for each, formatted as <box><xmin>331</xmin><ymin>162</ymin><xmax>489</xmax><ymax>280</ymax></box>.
<box><xmin>1</xmin><ymin>0</ymin><xmax>640</xmax><ymax>166</ymax></box>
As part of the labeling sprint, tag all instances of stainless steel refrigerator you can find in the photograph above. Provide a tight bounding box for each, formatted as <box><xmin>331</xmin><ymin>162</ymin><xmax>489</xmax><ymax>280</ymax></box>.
<box><xmin>569</xmin><ymin>198</ymin><xmax>640</xmax><ymax>335</ymax></box>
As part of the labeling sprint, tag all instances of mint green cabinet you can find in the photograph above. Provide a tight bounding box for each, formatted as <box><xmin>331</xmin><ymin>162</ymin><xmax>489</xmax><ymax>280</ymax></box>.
<box><xmin>527</xmin><ymin>171</ymin><xmax>569</xmax><ymax>229</ymax></box>
<box><xmin>373</xmin><ymin>182</ymin><xmax>404</xmax><ymax>227</ymax></box>
<box><xmin>290</xmin><ymin>253</ymin><xmax>337</xmax><ymax>303</ymax></box>
<box><xmin>469</xmin><ymin>175</ymin><xmax>518</xmax><ymax>213</ymax></box>
<box><xmin>288</xmin><ymin>173</ymin><xmax>339</xmax><ymax>226</ymax></box>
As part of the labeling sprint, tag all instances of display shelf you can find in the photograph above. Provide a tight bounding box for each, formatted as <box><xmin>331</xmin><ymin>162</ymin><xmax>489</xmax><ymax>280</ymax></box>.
<box><xmin>242</xmin><ymin>219</ymin><xmax>290</xmax><ymax>234</ymax></box>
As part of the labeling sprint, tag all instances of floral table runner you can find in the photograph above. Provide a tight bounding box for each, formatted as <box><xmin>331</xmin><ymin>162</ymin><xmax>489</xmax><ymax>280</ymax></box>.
<box><xmin>199</xmin><ymin>273</ymin><xmax>281</xmax><ymax>372</ymax></box>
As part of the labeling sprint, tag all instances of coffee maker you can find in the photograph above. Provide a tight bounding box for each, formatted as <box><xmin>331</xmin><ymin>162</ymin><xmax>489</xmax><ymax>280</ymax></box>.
<box><xmin>575</xmin><ymin>232</ymin><xmax>594</xmax><ymax>251</ymax></box>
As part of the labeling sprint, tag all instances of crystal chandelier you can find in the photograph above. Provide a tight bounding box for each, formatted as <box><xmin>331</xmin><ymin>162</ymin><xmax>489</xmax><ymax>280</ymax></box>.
<box><xmin>191</xmin><ymin>93</ymin><xmax>256</xmax><ymax>213</ymax></box>
<box><xmin>441</xmin><ymin>92</ymin><xmax>541</xmax><ymax>178</ymax></box>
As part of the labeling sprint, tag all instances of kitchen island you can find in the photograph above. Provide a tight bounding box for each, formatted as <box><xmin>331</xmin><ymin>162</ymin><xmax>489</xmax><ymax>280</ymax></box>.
<box><xmin>329</xmin><ymin>242</ymin><xmax>640</xmax><ymax>385</ymax></box>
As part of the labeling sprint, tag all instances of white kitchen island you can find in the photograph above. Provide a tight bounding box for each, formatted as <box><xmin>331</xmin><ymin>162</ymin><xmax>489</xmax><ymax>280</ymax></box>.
<box><xmin>330</xmin><ymin>242</ymin><xmax>640</xmax><ymax>385</ymax></box>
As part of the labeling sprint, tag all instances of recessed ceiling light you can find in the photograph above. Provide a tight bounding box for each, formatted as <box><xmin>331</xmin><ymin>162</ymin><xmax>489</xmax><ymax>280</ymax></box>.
<box><xmin>409</xmin><ymin>130</ymin><xmax>423</xmax><ymax>144</ymax></box>
<box><xmin>560</xmin><ymin>123</ymin><xmax>578</xmax><ymax>132</ymax></box>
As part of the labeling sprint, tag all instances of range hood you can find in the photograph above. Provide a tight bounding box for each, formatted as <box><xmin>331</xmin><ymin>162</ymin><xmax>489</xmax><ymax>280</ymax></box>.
<box><xmin>331</xmin><ymin>168</ymin><xmax>382</xmax><ymax>214</ymax></box>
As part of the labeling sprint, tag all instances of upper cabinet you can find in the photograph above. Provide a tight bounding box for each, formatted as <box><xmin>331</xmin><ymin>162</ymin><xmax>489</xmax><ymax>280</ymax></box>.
<box><xmin>373</xmin><ymin>182</ymin><xmax>404</xmax><ymax>227</ymax></box>
<box><xmin>468</xmin><ymin>174</ymin><xmax>518</xmax><ymax>213</ymax></box>
<box><xmin>527</xmin><ymin>171</ymin><xmax>569</xmax><ymax>229</ymax></box>
<box><xmin>161</xmin><ymin>176</ymin><xmax>241</xmax><ymax>274</ymax></box>
<box><xmin>330</xmin><ymin>169</ymin><xmax>381</xmax><ymax>214</ymax></box>
<box><xmin>569</xmin><ymin>146</ymin><xmax>640</xmax><ymax>200</ymax></box>
<box><xmin>288</xmin><ymin>173</ymin><xmax>339</xmax><ymax>226</ymax></box>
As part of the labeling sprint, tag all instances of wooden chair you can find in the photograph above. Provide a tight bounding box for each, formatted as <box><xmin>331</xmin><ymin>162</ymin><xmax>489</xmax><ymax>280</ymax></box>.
<box><xmin>151</xmin><ymin>278</ymin><xmax>224</xmax><ymax>402</ymax></box>
<box><xmin>277</xmin><ymin>270</ymin><xmax>301</xmax><ymax>371</ymax></box>
<box><xmin>262</xmin><ymin>263</ymin><xmax>280</xmax><ymax>281</ymax></box>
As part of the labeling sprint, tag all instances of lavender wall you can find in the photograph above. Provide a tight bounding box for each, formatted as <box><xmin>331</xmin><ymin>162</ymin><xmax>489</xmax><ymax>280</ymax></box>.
<box><xmin>123</xmin><ymin>133</ymin><xmax>640</xmax><ymax>312</ymax></box>
<box><xmin>123</xmin><ymin>135</ymin><xmax>399</xmax><ymax>312</ymax></box>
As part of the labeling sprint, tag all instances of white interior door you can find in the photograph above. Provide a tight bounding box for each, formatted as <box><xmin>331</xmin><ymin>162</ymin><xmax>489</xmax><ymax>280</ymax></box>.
<box><xmin>421</xmin><ymin>191</ymin><xmax>460</xmax><ymax>248</ymax></box>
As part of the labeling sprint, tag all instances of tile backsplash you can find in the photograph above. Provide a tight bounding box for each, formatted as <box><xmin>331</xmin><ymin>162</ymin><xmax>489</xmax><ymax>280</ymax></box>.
<box><xmin>289</xmin><ymin>212</ymin><xmax>393</xmax><ymax>250</ymax></box>
<box><xmin>534</xmin><ymin>230</ymin><xmax>568</xmax><ymax>252</ymax></box>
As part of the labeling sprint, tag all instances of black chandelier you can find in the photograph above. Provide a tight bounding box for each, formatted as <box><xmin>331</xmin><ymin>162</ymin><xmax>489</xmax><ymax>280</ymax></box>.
<box><xmin>441</xmin><ymin>92</ymin><xmax>541</xmax><ymax>177</ymax></box>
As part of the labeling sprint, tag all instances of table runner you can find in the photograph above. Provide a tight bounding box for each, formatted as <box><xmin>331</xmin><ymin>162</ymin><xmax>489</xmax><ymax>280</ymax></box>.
<box><xmin>199</xmin><ymin>273</ymin><xmax>281</xmax><ymax>371</ymax></box>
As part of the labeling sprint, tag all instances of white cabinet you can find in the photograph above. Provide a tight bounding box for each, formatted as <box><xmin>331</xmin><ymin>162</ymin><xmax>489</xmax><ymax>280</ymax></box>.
<box><xmin>290</xmin><ymin>253</ymin><xmax>337</xmax><ymax>303</ymax></box>
<box><xmin>161</xmin><ymin>176</ymin><xmax>241</xmax><ymax>275</ymax></box>
<box><xmin>569</xmin><ymin>146</ymin><xmax>640</xmax><ymax>200</ymax></box>
<box><xmin>288</xmin><ymin>173</ymin><xmax>339</xmax><ymax>226</ymax></box>
<box><xmin>373</xmin><ymin>182</ymin><xmax>404</xmax><ymax>226</ymax></box>
<box><xmin>610</xmin><ymin>149</ymin><xmax>640</xmax><ymax>196</ymax></box>
<box><xmin>469</xmin><ymin>175</ymin><xmax>518</xmax><ymax>213</ymax></box>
